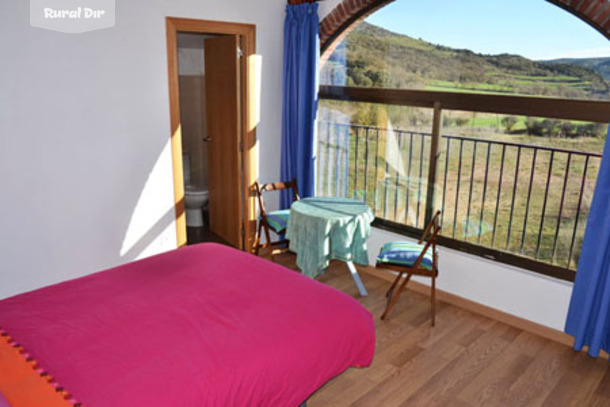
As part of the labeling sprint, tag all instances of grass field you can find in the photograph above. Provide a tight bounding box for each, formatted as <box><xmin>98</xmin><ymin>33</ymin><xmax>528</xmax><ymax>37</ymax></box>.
<box><xmin>485</xmin><ymin>73</ymin><xmax>581</xmax><ymax>80</ymax></box>
<box><xmin>424</xmin><ymin>73</ymin><xmax>594</xmax><ymax>97</ymax></box>
<box><xmin>317</xmin><ymin>102</ymin><xmax>605</xmax><ymax>269</ymax></box>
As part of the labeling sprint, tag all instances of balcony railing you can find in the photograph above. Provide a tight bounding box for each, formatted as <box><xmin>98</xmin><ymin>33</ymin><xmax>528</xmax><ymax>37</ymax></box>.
<box><xmin>317</xmin><ymin>119</ymin><xmax>604</xmax><ymax>280</ymax></box>
<box><xmin>317</xmin><ymin>86</ymin><xmax>610</xmax><ymax>281</ymax></box>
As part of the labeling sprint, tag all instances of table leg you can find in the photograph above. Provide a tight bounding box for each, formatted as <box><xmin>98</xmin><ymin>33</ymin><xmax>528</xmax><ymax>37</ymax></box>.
<box><xmin>346</xmin><ymin>261</ymin><xmax>368</xmax><ymax>297</ymax></box>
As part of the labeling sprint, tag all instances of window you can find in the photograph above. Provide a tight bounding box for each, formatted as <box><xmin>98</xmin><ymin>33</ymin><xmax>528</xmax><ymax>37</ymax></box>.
<box><xmin>317</xmin><ymin>0</ymin><xmax>610</xmax><ymax>281</ymax></box>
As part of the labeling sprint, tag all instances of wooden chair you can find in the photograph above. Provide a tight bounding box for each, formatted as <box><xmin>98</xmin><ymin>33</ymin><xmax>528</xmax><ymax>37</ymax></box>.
<box><xmin>253</xmin><ymin>179</ymin><xmax>300</xmax><ymax>261</ymax></box>
<box><xmin>376</xmin><ymin>210</ymin><xmax>442</xmax><ymax>326</ymax></box>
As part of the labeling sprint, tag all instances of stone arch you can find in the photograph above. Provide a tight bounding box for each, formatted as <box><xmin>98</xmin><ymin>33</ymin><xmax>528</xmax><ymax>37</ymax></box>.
<box><xmin>320</xmin><ymin>0</ymin><xmax>610</xmax><ymax>56</ymax></box>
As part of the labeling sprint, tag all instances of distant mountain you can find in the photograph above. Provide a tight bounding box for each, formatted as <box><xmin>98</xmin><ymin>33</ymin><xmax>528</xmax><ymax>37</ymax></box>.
<box><xmin>322</xmin><ymin>22</ymin><xmax>610</xmax><ymax>100</ymax></box>
<box><xmin>543</xmin><ymin>57</ymin><xmax>610</xmax><ymax>81</ymax></box>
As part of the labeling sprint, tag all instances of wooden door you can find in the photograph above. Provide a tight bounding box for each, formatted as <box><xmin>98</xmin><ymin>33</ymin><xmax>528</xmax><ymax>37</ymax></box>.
<box><xmin>204</xmin><ymin>35</ymin><xmax>242</xmax><ymax>247</ymax></box>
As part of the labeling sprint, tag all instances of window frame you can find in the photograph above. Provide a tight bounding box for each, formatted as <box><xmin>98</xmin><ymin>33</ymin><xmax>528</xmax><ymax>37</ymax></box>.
<box><xmin>318</xmin><ymin>85</ymin><xmax>610</xmax><ymax>282</ymax></box>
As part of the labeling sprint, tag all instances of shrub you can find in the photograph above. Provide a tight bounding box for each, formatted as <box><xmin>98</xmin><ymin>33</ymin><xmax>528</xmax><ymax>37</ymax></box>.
<box><xmin>455</xmin><ymin>117</ymin><xmax>469</xmax><ymax>127</ymax></box>
<box><xmin>501</xmin><ymin>116</ymin><xmax>518</xmax><ymax>133</ymax></box>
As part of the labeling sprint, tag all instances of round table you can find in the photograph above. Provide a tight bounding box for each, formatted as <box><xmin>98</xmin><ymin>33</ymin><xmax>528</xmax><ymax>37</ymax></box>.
<box><xmin>285</xmin><ymin>197</ymin><xmax>374</xmax><ymax>296</ymax></box>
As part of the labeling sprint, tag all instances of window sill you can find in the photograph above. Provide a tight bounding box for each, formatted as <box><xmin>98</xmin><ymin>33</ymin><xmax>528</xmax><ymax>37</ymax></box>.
<box><xmin>372</xmin><ymin>218</ymin><xmax>576</xmax><ymax>282</ymax></box>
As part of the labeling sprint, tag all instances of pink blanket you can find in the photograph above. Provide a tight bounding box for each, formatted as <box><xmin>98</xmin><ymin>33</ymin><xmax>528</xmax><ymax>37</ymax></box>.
<box><xmin>0</xmin><ymin>244</ymin><xmax>375</xmax><ymax>406</ymax></box>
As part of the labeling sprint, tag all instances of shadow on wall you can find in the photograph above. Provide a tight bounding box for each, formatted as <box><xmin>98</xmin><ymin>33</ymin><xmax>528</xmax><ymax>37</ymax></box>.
<box><xmin>119</xmin><ymin>203</ymin><xmax>178</xmax><ymax>264</ymax></box>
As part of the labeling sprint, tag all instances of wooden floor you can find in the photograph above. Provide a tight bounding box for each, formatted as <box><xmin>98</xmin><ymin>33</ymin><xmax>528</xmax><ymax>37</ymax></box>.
<box><xmin>186</xmin><ymin>209</ymin><xmax>232</xmax><ymax>247</ymax></box>
<box><xmin>274</xmin><ymin>254</ymin><xmax>610</xmax><ymax>407</ymax></box>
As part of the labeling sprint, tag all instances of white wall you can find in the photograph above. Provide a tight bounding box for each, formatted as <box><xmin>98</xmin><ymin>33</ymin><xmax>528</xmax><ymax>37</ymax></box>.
<box><xmin>367</xmin><ymin>228</ymin><xmax>574</xmax><ymax>331</ymax></box>
<box><xmin>178</xmin><ymin>48</ymin><xmax>204</xmax><ymax>76</ymax></box>
<box><xmin>0</xmin><ymin>0</ymin><xmax>298</xmax><ymax>298</ymax></box>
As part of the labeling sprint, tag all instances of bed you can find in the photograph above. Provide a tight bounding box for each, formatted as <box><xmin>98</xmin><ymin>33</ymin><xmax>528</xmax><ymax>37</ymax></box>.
<box><xmin>0</xmin><ymin>243</ymin><xmax>375</xmax><ymax>406</ymax></box>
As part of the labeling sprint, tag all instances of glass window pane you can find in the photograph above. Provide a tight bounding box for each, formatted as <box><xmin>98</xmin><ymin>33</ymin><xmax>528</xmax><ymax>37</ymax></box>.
<box><xmin>317</xmin><ymin>100</ymin><xmax>433</xmax><ymax>228</ymax></box>
<box><xmin>435</xmin><ymin>112</ymin><xmax>604</xmax><ymax>269</ymax></box>
<box><xmin>318</xmin><ymin>0</ymin><xmax>610</xmax><ymax>273</ymax></box>
<box><xmin>321</xmin><ymin>0</ymin><xmax>610</xmax><ymax>101</ymax></box>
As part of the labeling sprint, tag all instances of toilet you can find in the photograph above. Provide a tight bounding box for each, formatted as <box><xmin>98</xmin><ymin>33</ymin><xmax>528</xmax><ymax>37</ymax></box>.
<box><xmin>185</xmin><ymin>186</ymin><xmax>209</xmax><ymax>227</ymax></box>
<box><xmin>183</xmin><ymin>154</ymin><xmax>209</xmax><ymax>228</ymax></box>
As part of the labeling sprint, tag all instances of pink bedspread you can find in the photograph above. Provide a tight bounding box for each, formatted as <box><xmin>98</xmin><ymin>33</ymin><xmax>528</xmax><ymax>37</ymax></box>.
<box><xmin>0</xmin><ymin>243</ymin><xmax>375</xmax><ymax>406</ymax></box>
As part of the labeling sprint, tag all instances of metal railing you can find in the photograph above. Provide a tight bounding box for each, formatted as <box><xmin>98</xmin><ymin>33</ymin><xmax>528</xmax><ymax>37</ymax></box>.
<box><xmin>317</xmin><ymin>121</ymin><xmax>602</xmax><ymax>272</ymax></box>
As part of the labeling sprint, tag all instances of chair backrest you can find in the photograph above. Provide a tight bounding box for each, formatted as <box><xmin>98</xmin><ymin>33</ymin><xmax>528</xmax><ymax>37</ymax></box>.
<box><xmin>410</xmin><ymin>210</ymin><xmax>442</xmax><ymax>269</ymax></box>
<box><xmin>254</xmin><ymin>179</ymin><xmax>300</xmax><ymax>219</ymax></box>
<box><xmin>419</xmin><ymin>210</ymin><xmax>442</xmax><ymax>245</ymax></box>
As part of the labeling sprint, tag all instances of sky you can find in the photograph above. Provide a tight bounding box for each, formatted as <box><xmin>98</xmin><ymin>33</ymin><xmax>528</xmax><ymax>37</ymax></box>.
<box><xmin>366</xmin><ymin>0</ymin><xmax>610</xmax><ymax>60</ymax></box>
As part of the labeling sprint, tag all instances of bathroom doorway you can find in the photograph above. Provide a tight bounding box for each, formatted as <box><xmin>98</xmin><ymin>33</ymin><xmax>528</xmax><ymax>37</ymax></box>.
<box><xmin>177</xmin><ymin>32</ymin><xmax>226</xmax><ymax>245</ymax></box>
<box><xmin>166</xmin><ymin>18</ymin><xmax>258</xmax><ymax>250</ymax></box>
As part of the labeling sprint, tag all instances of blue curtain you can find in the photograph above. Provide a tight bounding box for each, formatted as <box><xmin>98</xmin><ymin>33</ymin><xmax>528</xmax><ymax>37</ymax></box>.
<box><xmin>565</xmin><ymin>126</ymin><xmax>610</xmax><ymax>357</ymax></box>
<box><xmin>280</xmin><ymin>2</ymin><xmax>320</xmax><ymax>209</ymax></box>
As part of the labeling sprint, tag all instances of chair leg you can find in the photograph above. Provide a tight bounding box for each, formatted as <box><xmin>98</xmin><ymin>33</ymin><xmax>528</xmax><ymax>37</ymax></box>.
<box><xmin>431</xmin><ymin>274</ymin><xmax>436</xmax><ymax>327</ymax></box>
<box><xmin>385</xmin><ymin>271</ymin><xmax>404</xmax><ymax>299</ymax></box>
<box><xmin>254</xmin><ymin>222</ymin><xmax>263</xmax><ymax>255</ymax></box>
<box><xmin>381</xmin><ymin>273</ymin><xmax>412</xmax><ymax>320</ymax></box>
<box><xmin>262</xmin><ymin>223</ymin><xmax>275</xmax><ymax>262</ymax></box>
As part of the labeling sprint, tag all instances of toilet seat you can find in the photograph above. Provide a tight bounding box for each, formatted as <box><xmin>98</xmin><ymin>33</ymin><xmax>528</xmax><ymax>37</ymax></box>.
<box><xmin>185</xmin><ymin>185</ymin><xmax>208</xmax><ymax>195</ymax></box>
<box><xmin>185</xmin><ymin>190</ymin><xmax>209</xmax><ymax>199</ymax></box>
<box><xmin>184</xmin><ymin>186</ymin><xmax>209</xmax><ymax>227</ymax></box>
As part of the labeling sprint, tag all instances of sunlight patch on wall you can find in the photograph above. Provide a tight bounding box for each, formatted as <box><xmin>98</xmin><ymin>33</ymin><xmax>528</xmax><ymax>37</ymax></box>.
<box><xmin>248</xmin><ymin>54</ymin><xmax>262</xmax><ymax>132</ymax></box>
<box><xmin>120</xmin><ymin>140</ymin><xmax>177</xmax><ymax>259</ymax></box>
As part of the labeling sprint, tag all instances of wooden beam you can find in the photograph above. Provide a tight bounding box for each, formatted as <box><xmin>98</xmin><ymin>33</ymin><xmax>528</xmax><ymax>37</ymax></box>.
<box><xmin>319</xmin><ymin>85</ymin><xmax>610</xmax><ymax>123</ymax></box>
<box><xmin>424</xmin><ymin>101</ymin><xmax>442</xmax><ymax>225</ymax></box>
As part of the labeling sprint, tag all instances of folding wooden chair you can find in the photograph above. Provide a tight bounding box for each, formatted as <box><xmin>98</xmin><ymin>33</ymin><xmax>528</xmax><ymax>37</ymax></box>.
<box><xmin>376</xmin><ymin>210</ymin><xmax>442</xmax><ymax>326</ymax></box>
<box><xmin>253</xmin><ymin>179</ymin><xmax>300</xmax><ymax>261</ymax></box>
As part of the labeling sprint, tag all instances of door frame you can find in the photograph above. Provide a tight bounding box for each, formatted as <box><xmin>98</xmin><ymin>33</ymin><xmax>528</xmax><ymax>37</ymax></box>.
<box><xmin>165</xmin><ymin>17</ymin><xmax>257</xmax><ymax>250</ymax></box>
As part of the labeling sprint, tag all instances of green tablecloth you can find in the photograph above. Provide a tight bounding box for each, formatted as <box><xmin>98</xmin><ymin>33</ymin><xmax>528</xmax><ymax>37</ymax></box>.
<box><xmin>285</xmin><ymin>197</ymin><xmax>374</xmax><ymax>277</ymax></box>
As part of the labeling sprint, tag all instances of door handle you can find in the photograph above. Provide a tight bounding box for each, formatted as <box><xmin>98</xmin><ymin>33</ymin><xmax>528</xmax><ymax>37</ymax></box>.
<box><xmin>203</xmin><ymin>136</ymin><xmax>212</xmax><ymax>142</ymax></box>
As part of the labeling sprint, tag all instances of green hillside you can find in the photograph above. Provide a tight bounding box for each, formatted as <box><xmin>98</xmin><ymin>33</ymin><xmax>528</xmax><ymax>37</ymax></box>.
<box><xmin>322</xmin><ymin>22</ymin><xmax>610</xmax><ymax>100</ymax></box>
<box><xmin>545</xmin><ymin>57</ymin><xmax>610</xmax><ymax>81</ymax></box>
